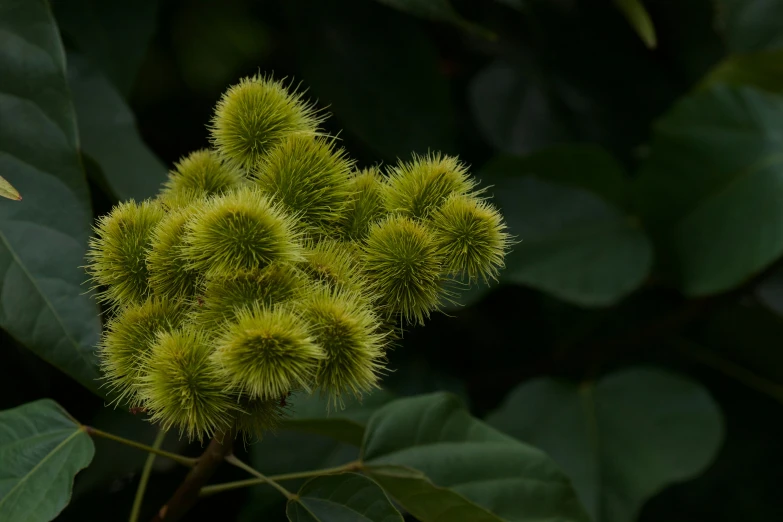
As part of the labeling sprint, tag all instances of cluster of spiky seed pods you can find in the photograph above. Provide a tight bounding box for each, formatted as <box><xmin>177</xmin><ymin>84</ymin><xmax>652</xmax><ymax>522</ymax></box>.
<box><xmin>86</xmin><ymin>75</ymin><xmax>510</xmax><ymax>441</ymax></box>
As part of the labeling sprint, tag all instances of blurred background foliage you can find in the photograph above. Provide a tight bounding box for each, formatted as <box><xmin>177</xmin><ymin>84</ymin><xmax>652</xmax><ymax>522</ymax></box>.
<box><xmin>3</xmin><ymin>0</ymin><xmax>783</xmax><ymax>520</ymax></box>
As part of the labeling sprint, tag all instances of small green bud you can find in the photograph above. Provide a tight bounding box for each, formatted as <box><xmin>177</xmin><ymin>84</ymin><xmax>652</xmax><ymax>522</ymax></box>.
<box><xmin>159</xmin><ymin>149</ymin><xmax>246</xmax><ymax>209</ymax></box>
<box><xmin>431</xmin><ymin>194</ymin><xmax>511</xmax><ymax>283</ymax></box>
<box><xmin>140</xmin><ymin>327</ymin><xmax>238</xmax><ymax>441</ymax></box>
<box><xmin>296</xmin><ymin>286</ymin><xmax>386</xmax><ymax>408</ymax></box>
<box><xmin>340</xmin><ymin>166</ymin><xmax>386</xmax><ymax>240</ymax></box>
<box><xmin>210</xmin><ymin>75</ymin><xmax>322</xmax><ymax>170</ymax></box>
<box><xmin>213</xmin><ymin>305</ymin><xmax>325</xmax><ymax>400</ymax></box>
<box><xmin>147</xmin><ymin>208</ymin><xmax>200</xmax><ymax>299</ymax></box>
<box><xmin>362</xmin><ymin>215</ymin><xmax>443</xmax><ymax>325</ymax></box>
<box><xmin>383</xmin><ymin>152</ymin><xmax>476</xmax><ymax>220</ymax></box>
<box><xmin>182</xmin><ymin>187</ymin><xmax>303</xmax><ymax>278</ymax></box>
<box><xmin>99</xmin><ymin>297</ymin><xmax>185</xmax><ymax>406</ymax></box>
<box><xmin>254</xmin><ymin>135</ymin><xmax>354</xmax><ymax>233</ymax></box>
<box><xmin>87</xmin><ymin>200</ymin><xmax>165</xmax><ymax>307</ymax></box>
<box><xmin>196</xmin><ymin>262</ymin><xmax>306</xmax><ymax>329</ymax></box>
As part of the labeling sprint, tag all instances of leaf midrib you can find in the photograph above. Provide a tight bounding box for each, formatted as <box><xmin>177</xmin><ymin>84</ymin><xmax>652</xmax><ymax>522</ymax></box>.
<box><xmin>0</xmin><ymin>228</ymin><xmax>94</xmax><ymax>376</ymax></box>
<box><xmin>0</xmin><ymin>428</ymin><xmax>84</xmax><ymax>512</ymax></box>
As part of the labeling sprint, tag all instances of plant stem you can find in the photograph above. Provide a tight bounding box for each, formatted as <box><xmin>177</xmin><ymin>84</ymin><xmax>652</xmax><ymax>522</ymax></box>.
<box><xmin>224</xmin><ymin>454</ymin><xmax>296</xmax><ymax>500</ymax></box>
<box><xmin>682</xmin><ymin>342</ymin><xmax>783</xmax><ymax>405</ymax></box>
<box><xmin>149</xmin><ymin>430</ymin><xmax>235</xmax><ymax>522</ymax></box>
<box><xmin>129</xmin><ymin>429</ymin><xmax>167</xmax><ymax>522</ymax></box>
<box><xmin>86</xmin><ymin>426</ymin><xmax>197</xmax><ymax>467</ymax></box>
<box><xmin>200</xmin><ymin>461</ymin><xmax>361</xmax><ymax>496</ymax></box>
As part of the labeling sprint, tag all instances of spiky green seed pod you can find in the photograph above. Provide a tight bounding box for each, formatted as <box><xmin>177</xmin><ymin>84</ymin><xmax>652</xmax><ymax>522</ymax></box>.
<box><xmin>233</xmin><ymin>397</ymin><xmax>284</xmax><ymax>440</ymax></box>
<box><xmin>431</xmin><ymin>194</ymin><xmax>511</xmax><ymax>284</ymax></box>
<box><xmin>340</xmin><ymin>166</ymin><xmax>386</xmax><ymax>240</ymax></box>
<box><xmin>296</xmin><ymin>286</ymin><xmax>386</xmax><ymax>408</ymax></box>
<box><xmin>99</xmin><ymin>298</ymin><xmax>185</xmax><ymax>406</ymax></box>
<box><xmin>300</xmin><ymin>239</ymin><xmax>366</xmax><ymax>296</ymax></box>
<box><xmin>254</xmin><ymin>135</ymin><xmax>354</xmax><ymax>233</ymax></box>
<box><xmin>196</xmin><ymin>263</ymin><xmax>306</xmax><ymax>329</ymax></box>
<box><xmin>87</xmin><ymin>200</ymin><xmax>165</xmax><ymax>307</ymax></box>
<box><xmin>182</xmin><ymin>187</ymin><xmax>303</xmax><ymax>278</ymax></box>
<box><xmin>210</xmin><ymin>75</ymin><xmax>322</xmax><ymax>170</ymax></box>
<box><xmin>383</xmin><ymin>152</ymin><xmax>476</xmax><ymax>220</ymax></box>
<box><xmin>362</xmin><ymin>215</ymin><xmax>443</xmax><ymax>325</ymax></box>
<box><xmin>140</xmin><ymin>327</ymin><xmax>237</xmax><ymax>441</ymax></box>
<box><xmin>159</xmin><ymin>149</ymin><xmax>246</xmax><ymax>208</ymax></box>
<box><xmin>213</xmin><ymin>305</ymin><xmax>325</xmax><ymax>400</ymax></box>
<box><xmin>147</xmin><ymin>208</ymin><xmax>200</xmax><ymax>299</ymax></box>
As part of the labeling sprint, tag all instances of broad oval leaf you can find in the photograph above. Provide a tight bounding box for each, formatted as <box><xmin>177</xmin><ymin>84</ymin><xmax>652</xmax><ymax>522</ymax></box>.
<box><xmin>287</xmin><ymin>473</ymin><xmax>403</xmax><ymax>522</ymax></box>
<box><xmin>487</xmin><ymin>367</ymin><xmax>724</xmax><ymax>522</ymax></box>
<box><xmin>0</xmin><ymin>0</ymin><xmax>101</xmax><ymax>392</ymax></box>
<box><xmin>481</xmin><ymin>149</ymin><xmax>652</xmax><ymax>307</ymax></box>
<box><xmin>361</xmin><ymin>393</ymin><xmax>590</xmax><ymax>522</ymax></box>
<box><xmin>0</xmin><ymin>399</ymin><xmax>95</xmax><ymax>522</ymax></box>
<box><xmin>282</xmin><ymin>390</ymin><xmax>394</xmax><ymax>446</ymax></box>
<box><xmin>68</xmin><ymin>54</ymin><xmax>167</xmax><ymax>201</ymax></box>
<box><xmin>635</xmin><ymin>85</ymin><xmax>783</xmax><ymax>296</ymax></box>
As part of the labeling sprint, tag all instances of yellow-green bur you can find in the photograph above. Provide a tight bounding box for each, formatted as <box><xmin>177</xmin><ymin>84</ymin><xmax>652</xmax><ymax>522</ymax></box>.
<box><xmin>159</xmin><ymin>149</ymin><xmax>246</xmax><ymax>209</ymax></box>
<box><xmin>147</xmin><ymin>208</ymin><xmax>200</xmax><ymax>299</ymax></box>
<box><xmin>254</xmin><ymin>134</ymin><xmax>354</xmax><ymax>234</ymax></box>
<box><xmin>210</xmin><ymin>74</ymin><xmax>322</xmax><ymax>170</ymax></box>
<box><xmin>383</xmin><ymin>152</ymin><xmax>476</xmax><ymax>220</ymax></box>
<box><xmin>181</xmin><ymin>187</ymin><xmax>303</xmax><ymax>278</ymax></box>
<box><xmin>299</xmin><ymin>239</ymin><xmax>366</xmax><ymax>296</ymax></box>
<box><xmin>362</xmin><ymin>215</ymin><xmax>444</xmax><ymax>325</ymax></box>
<box><xmin>234</xmin><ymin>397</ymin><xmax>285</xmax><ymax>440</ymax></box>
<box><xmin>340</xmin><ymin>166</ymin><xmax>387</xmax><ymax>240</ymax></box>
<box><xmin>296</xmin><ymin>287</ymin><xmax>386</xmax><ymax>408</ymax></box>
<box><xmin>431</xmin><ymin>193</ymin><xmax>511</xmax><ymax>284</ymax></box>
<box><xmin>140</xmin><ymin>327</ymin><xmax>238</xmax><ymax>441</ymax></box>
<box><xmin>99</xmin><ymin>298</ymin><xmax>186</xmax><ymax>406</ymax></box>
<box><xmin>195</xmin><ymin>263</ymin><xmax>306</xmax><ymax>329</ymax></box>
<box><xmin>87</xmin><ymin>200</ymin><xmax>165</xmax><ymax>308</ymax></box>
<box><xmin>212</xmin><ymin>305</ymin><xmax>325</xmax><ymax>400</ymax></box>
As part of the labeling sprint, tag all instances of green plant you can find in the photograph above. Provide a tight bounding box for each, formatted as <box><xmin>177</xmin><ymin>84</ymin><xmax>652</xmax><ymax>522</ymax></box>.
<box><xmin>5</xmin><ymin>1</ymin><xmax>783</xmax><ymax>521</ymax></box>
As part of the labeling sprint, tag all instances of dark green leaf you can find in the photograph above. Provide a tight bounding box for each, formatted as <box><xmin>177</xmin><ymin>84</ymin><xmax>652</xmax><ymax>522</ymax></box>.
<box><xmin>361</xmin><ymin>393</ymin><xmax>590</xmax><ymax>522</ymax></box>
<box><xmin>53</xmin><ymin>0</ymin><xmax>158</xmax><ymax>95</ymax></box>
<box><xmin>0</xmin><ymin>399</ymin><xmax>95</xmax><ymax>522</ymax></box>
<box><xmin>287</xmin><ymin>473</ymin><xmax>403</xmax><ymax>522</ymax></box>
<box><xmin>68</xmin><ymin>54</ymin><xmax>167</xmax><ymax>201</ymax></box>
<box><xmin>487</xmin><ymin>367</ymin><xmax>724</xmax><ymax>522</ymax></box>
<box><xmin>612</xmin><ymin>0</ymin><xmax>657</xmax><ymax>48</ymax></box>
<box><xmin>284</xmin><ymin>0</ymin><xmax>456</xmax><ymax>160</ymax></box>
<box><xmin>282</xmin><ymin>390</ymin><xmax>394</xmax><ymax>446</ymax></box>
<box><xmin>716</xmin><ymin>0</ymin><xmax>783</xmax><ymax>52</ymax></box>
<box><xmin>635</xmin><ymin>85</ymin><xmax>783</xmax><ymax>295</ymax></box>
<box><xmin>482</xmin><ymin>149</ymin><xmax>652</xmax><ymax>306</ymax></box>
<box><xmin>0</xmin><ymin>0</ymin><xmax>101</xmax><ymax>392</ymax></box>
<box><xmin>373</xmin><ymin>0</ymin><xmax>494</xmax><ymax>39</ymax></box>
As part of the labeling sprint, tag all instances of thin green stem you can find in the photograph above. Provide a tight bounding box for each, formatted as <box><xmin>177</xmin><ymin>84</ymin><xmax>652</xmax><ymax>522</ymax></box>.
<box><xmin>682</xmin><ymin>343</ymin><xmax>783</xmax><ymax>405</ymax></box>
<box><xmin>199</xmin><ymin>461</ymin><xmax>361</xmax><ymax>496</ymax></box>
<box><xmin>224</xmin><ymin>454</ymin><xmax>296</xmax><ymax>500</ymax></box>
<box><xmin>129</xmin><ymin>429</ymin><xmax>167</xmax><ymax>522</ymax></box>
<box><xmin>86</xmin><ymin>427</ymin><xmax>197</xmax><ymax>467</ymax></box>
